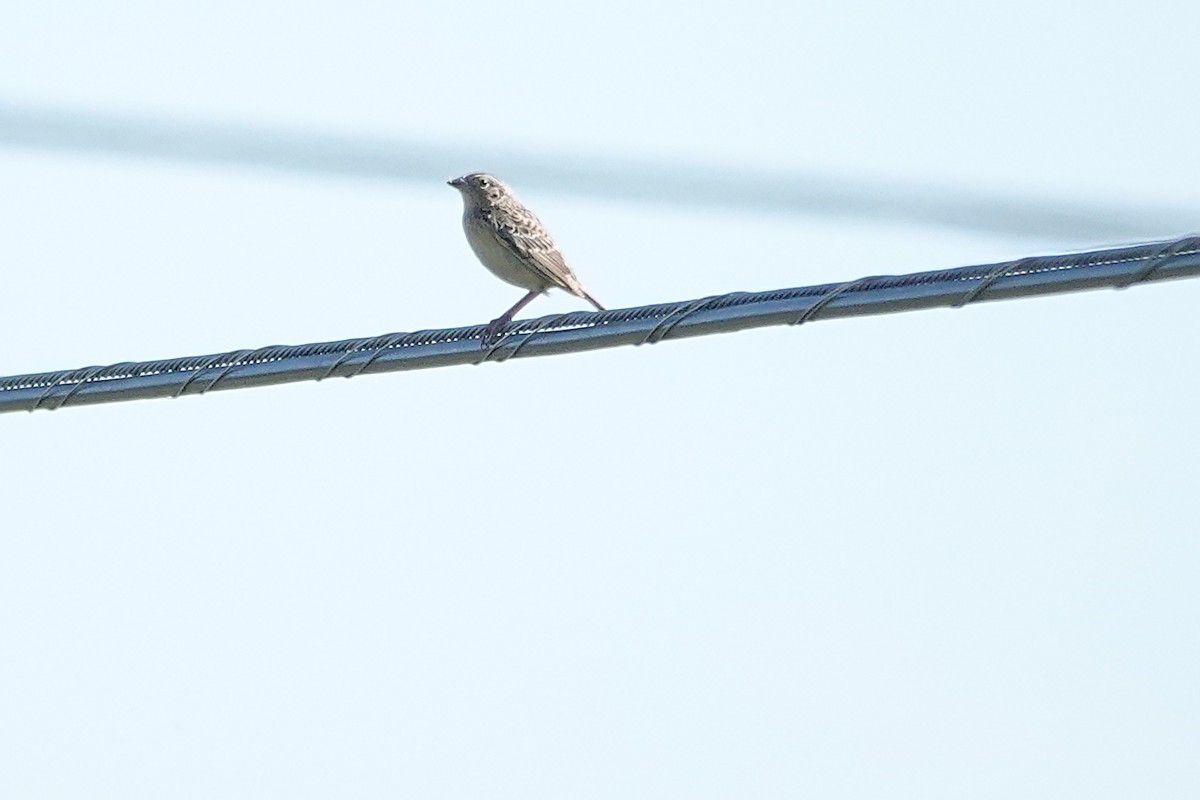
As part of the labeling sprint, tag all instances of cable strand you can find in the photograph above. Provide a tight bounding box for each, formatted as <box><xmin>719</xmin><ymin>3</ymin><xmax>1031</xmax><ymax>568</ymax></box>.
<box><xmin>3</xmin><ymin>234</ymin><xmax>1198</xmax><ymax>413</ymax></box>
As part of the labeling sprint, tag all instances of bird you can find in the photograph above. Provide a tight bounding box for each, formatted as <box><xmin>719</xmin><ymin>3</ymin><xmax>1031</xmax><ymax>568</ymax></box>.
<box><xmin>448</xmin><ymin>172</ymin><xmax>605</xmax><ymax>343</ymax></box>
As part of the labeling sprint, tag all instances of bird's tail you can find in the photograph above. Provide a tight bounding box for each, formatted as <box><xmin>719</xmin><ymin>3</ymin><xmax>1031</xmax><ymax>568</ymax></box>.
<box><xmin>579</xmin><ymin>288</ymin><xmax>605</xmax><ymax>312</ymax></box>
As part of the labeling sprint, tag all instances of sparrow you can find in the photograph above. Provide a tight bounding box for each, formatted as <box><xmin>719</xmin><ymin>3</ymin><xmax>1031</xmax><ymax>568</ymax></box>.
<box><xmin>448</xmin><ymin>172</ymin><xmax>604</xmax><ymax>343</ymax></box>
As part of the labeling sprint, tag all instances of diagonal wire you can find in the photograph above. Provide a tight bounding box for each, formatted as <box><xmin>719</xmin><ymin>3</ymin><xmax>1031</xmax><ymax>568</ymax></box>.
<box><xmin>1</xmin><ymin>235</ymin><xmax>1198</xmax><ymax>415</ymax></box>
<box><xmin>0</xmin><ymin>99</ymin><xmax>1194</xmax><ymax>240</ymax></box>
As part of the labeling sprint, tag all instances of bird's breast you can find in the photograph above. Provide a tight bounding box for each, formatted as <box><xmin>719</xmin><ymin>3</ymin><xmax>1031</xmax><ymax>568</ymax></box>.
<box><xmin>462</xmin><ymin>212</ymin><xmax>548</xmax><ymax>292</ymax></box>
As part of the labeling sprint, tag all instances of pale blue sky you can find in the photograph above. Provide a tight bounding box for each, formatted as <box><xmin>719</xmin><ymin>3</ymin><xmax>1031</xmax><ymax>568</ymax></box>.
<box><xmin>2</xmin><ymin>2</ymin><xmax>1198</xmax><ymax>798</ymax></box>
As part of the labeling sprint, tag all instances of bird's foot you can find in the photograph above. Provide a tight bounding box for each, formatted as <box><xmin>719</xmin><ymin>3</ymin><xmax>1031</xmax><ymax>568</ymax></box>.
<box><xmin>481</xmin><ymin>316</ymin><xmax>511</xmax><ymax>347</ymax></box>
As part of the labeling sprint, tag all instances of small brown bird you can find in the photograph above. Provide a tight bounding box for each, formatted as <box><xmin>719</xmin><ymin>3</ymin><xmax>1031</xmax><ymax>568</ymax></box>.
<box><xmin>448</xmin><ymin>172</ymin><xmax>605</xmax><ymax>342</ymax></box>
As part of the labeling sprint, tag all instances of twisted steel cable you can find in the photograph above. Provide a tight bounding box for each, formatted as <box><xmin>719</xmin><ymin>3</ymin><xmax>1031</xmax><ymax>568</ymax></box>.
<box><xmin>2</xmin><ymin>235</ymin><xmax>1197</xmax><ymax>414</ymax></box>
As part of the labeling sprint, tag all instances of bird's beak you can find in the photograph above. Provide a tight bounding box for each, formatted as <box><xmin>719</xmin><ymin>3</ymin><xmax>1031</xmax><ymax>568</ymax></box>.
<box><xmin>447</xmin><ymin>176</ymin><xmax>464</xmax><ymax>188</ymax></box>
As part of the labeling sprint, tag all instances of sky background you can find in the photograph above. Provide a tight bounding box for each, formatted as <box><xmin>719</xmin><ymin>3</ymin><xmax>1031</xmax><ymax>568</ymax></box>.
<box><xmin>2</xmin><ymin>2</ymin><xmax>1198</xmax><ymax>798</ymax></box>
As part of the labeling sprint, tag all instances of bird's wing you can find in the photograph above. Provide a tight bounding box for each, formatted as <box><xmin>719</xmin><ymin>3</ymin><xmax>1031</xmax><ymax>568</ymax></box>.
<box><xmin>489</xmin><ymin>208</ymin><xmax>585</xmax><ymax>295</ymax></box>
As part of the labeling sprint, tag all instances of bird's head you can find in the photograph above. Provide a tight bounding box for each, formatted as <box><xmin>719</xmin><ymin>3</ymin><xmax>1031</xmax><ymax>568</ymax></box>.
<box><xmin>447</xmin><ymin>172</ymin><xmax>508</xmax><ymax>205</ymax></box>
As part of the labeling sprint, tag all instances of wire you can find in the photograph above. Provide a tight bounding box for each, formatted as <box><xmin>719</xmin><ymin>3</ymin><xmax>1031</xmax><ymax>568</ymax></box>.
<box><xmin>0</xmin><ymin>99</ymin><xmax>1193</xmax><ymax>240</ymax></box>
<box><xmin>1</xmin><ymin>235</ymin><xmax>1197</xmax><ymax>414</ymax></box>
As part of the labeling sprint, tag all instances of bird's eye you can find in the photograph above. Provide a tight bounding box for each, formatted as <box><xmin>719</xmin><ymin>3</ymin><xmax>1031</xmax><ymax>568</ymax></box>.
<box><xmin>478</xmin><ymin>178</ymin><xmax>490</xmax><ymax>187</ymax></box>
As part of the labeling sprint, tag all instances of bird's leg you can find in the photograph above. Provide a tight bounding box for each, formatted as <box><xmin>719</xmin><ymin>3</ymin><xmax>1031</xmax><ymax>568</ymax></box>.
<box><xmin>483</xmin><ymin>290</ymin><xmax>540</xmax><ymax>345</ymax></box>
